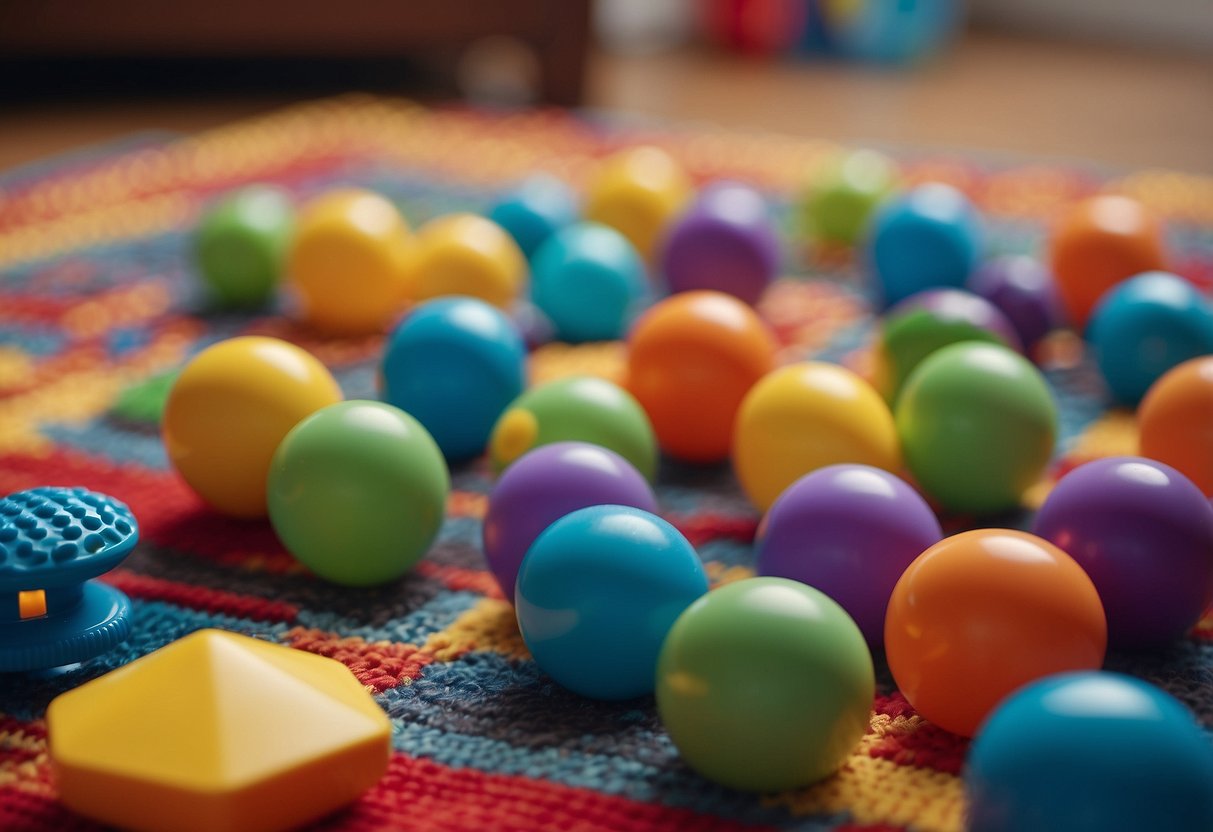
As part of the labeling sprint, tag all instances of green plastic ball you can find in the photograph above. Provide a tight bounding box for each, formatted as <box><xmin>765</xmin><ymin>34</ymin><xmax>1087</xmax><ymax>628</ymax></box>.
<box><xmin>656</xmin><ymin>577</ymin><xmax>875</xmax><ymax>793</ymax></box>
<box><xmin>267</xmin><ymin>400</ymin><xmax>450</xmax><ymax>586</ymax></box>
<box><xmin>800</xmin><ymin>149</ymin><xmax>898</xmax><ymax>246</ymax></box>
<box><xmin>488</xmin><ymin>375</ymin><xmax>658</xmax><ymax>481</ymax></box>
<box><xmin>194</xmin><ymin>185</ymin><xmax>294</xmax><ymax>307</ymax></box>
<box><xmin>896</xmin><ymin>342</ymin><xmax>1057</xmax><ymax>514</ymax></box>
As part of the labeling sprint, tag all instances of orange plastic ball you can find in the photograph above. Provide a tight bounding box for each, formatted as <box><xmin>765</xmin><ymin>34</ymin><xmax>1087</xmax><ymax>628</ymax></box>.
<box><xmin>885</xmin><ymin>529</ymin><xmax>1107</xmax><ymax>738</ymax></box>
<box><xmin>286</xmin><ymin>189</ymin><xmax>414</xmax><ymax>334</ymax></box>
<box><xmin>626</xmin><ymin>291</ymin><xmax>777</xmax><ymax>463</ymax></box>
<box><xmin>1138</xmin><ymin>356</ymin><xmax>1213</xmax><ymax>496</ymax></box>
<box><xmin>1048</xmin><ymin>195</ymin><xmax>1166</xmax><ymax>330</ymax></box>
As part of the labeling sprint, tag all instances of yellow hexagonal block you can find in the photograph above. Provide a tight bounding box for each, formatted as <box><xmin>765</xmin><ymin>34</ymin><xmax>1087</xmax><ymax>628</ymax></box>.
<box><xmin>48</xmin><ymin>629</ymin><xmax>391</xmax><ymax>832</ymax></box>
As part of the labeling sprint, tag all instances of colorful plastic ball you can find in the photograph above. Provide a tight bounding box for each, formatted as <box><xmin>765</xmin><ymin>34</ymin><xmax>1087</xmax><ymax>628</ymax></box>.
<box><xmin>967</xmin><ymin>672</ymin><xmax>1213</xmax><ymax>832</ymax></box>
<box><xmin>584</xmin><ymin>146</ymin><xmax>692</xmax><ymax>259</ymax></box>
<box><xmin>380</xmin><ymin>297</ymin><xmax>526</xmax><ymax>461</ymax></box>
<box><xmin>489</xmin><ymin>375</ymin><xmax>658</xmax><ymax>480</ymax></box>
<box><xmin>658</xmin><ymin>181</ymin><xmax>781</xmax><ymax>306</ymax></box>
<box><xmin>409</xmin><ymin>213</ymin><xmax>526</xmax><ymax>309</ymax></box>
<box><xmin>877</xmin><ymin>288</ymin><xmax>1022</xmax><ymax>403</ymax></box>
<box><xmin>733</xmin><ymin>362</ymin><xmax>901</xmax><ymax>512</ymax></box>
<box><xmin>799</xmin><ymin>149</ymin><xmax>898</xmax><ymax>247</ymax></box>
<box><xmin>626</xmin><ymin>291</ymin><xmax>778</xmax><ymax>463</ymax></box>
<box><xmin>1087</xmin><ymin>271</ymin><xmax>1213</xmax><ymax>405</ymax></box>
<box><xmin>1049</xmin><ymin>194</ymin><xmax>1167</xmax><ymax>329</ymax></box>
<box><xmin>656</xmin><ymin>577</ymin><xmax>874</xmax><ymax>792</ymax></box>
<box><xmin>487</xmin><ymin>174</ymin><xmax>578</xmax><ymax>260</ymax></box>
<box><xmin>1032</xmin><ymin>456</ymin><xmax>1213</xmax><ymax>649</ymax></box>
<box><xmin>755</xmin><ymin>465</ymin><xmax>942</xmax><ymax>647</ymax></box>
<box><xmin>896</xmin><ymin>342</ymin><xmax>1057</xmax><ymax>514</ymax></box>
<box><xmin>515</xmin><ymin>505</ymin><xmax>708</xmax><ymax>700</ymax></box>
<box><xmin>885</xmin><ymin>529</ymin><xmax>1107</xmax><ymax>738</ymax></box>
<box><xmin>286</xmin><ymin>189</ymin><xmax>413</xmax><ymax>334</ymax></box>
<box><xmin>967</xmin><ymin>255</ymin><xmax>1063</xmax><ymax>351</ymax></box>
<box><xmin>267</xmin><ymin>401</ymin><xmax>449</xmax><ymax>587</ymax></box>
<box><xmin>866</xmin><ymin>183</ymin><xmax>983</xmax><ymax>307</ymax></box>
<box><xmin>194</xmin><ymin>185</ymin><xmax>294</xmax><ymax>308</ymax></box>
<box><xmin>531</xmin><ymin>222</ymin><xmax>648</xmax><ymax>343</ymax></box>
<box><xmin>163</xmin><ymin>336</ymin><xmax>343</xmax><ymax>518</ymax></box>
<box><xmin>483</xmin><ymin>442</ymin><xmax>658</xmax><ymax>600</ymax></box>
<box><xmin>1139</xmin><ymin>356</ymin><xmax>1213</xmax><ymax>495</ymax></box>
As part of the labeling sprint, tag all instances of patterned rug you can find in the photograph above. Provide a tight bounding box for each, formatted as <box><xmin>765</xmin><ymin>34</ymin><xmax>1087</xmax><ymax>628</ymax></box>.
<box><xmin>1</xmin><ymin>96</ymin><xmax>1211</xmax><ymax>832</ymax></box>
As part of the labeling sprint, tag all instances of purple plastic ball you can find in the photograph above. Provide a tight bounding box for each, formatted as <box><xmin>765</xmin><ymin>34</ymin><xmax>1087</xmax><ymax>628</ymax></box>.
<box><xmin>1033</xmin><ymin>456</ymin><xmax>1213</xmax><ymax>649</ymax></box>
<box><xmin>754</xmin><ymin>464</ymin><xmax>943</xmax><ymax>646</ymax></box>
<box><xmin>659</xmin><ymin>181</ymin><xmax>781</xmax><ymax>306</ymax></box>
<box><xmin>968</xmin><ymin>255</ymin><xmax>1063</xmax><ymax>350</ymax></box>
<box><xmin>482</xmin><ymin>441</ymin><xmax>658</xmax><ymax>599</ymax></box>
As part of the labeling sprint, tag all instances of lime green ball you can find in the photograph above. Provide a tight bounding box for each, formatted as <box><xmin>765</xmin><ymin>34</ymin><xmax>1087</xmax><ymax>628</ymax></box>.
<box><xmin>268</xmin><ymin>400</ymin><xmax>449</xmax><ymax>586</ymax></box>
<box><xmin>195</xmin><ymin>185</ymin><xmax>294</xmax><ymax>307</ymax></box>
<box><xmin>800</xmin><ymin>149</ymin><xmax>897</xmax><ymax>246</ymax></box>
<box><xmin>896</xmin><ymin>342</ymin><xmax>1057</xmax><ymax>514</ymax></box>
<box><xmin>488</xmin><ymin>375</ymin><xmax>658</xmax><ymax>481</ymax></box>
<box><xmin>656</xmin><ymin>577</ymin><xmax>875</xmax><ymax>793</ymax></box>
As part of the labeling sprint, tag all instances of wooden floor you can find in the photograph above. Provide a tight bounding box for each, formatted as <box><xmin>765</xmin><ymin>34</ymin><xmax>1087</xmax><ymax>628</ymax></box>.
<box><xmin>1</xmin><ymin>30</ymin><xmax>1211</xmax><ymax>174</ymax></box>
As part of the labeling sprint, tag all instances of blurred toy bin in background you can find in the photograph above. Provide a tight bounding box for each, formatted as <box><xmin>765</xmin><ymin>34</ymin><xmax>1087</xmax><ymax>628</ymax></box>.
<box><xmin>699</xmin><ymin>0</ymin><xmax>963</xmax><ymax>62</ymax></box>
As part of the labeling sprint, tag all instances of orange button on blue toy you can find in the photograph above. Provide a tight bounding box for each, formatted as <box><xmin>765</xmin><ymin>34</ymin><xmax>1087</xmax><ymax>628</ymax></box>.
<box><xmin>48</xmin><ymin>629</ymin><xmax>391</xmax><ymax>832</ymax></box>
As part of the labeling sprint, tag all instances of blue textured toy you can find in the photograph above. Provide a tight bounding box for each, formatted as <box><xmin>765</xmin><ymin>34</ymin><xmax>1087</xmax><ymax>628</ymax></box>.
<box><xmin>487</xmin><ymin>174</ymin><xmax>579</xmax><ymax>260</ymax></box>
<box><xmin>827</xmin><ymin>0</ymin><xmax>961</xmax><ymax>64</ymax></box>
<box><xmin>867</xmin><ymin>183</ymin><xmax>983</xmax><ymax>307</ymax></box>
<box><xmin>380</xmin><ymin>296</ymin><xmax>526</xmax><ymax>461</ymax></box>
<box><xmin>967</xmin><ymin>671</ymin><xmax>1213</xmax><ymax>832</ymax></box>
<box><xmin>0</xmin><ymin>487</ymin><xmax>138</xmax><ymax>672</ymax></box>
<box><xmin>1087</xmin><ymin>271</ymin><xmax>1213</xmax><ymax>405</ymax></box>
<box><xmin>530</xmin><ymin>222</ymin><xmax>649</xmax><ymax>343</ymax></box>
<box><xmin>514</xmin><ymin>505</ymin><xmax>709</xmax><ymax>700</ymax></box>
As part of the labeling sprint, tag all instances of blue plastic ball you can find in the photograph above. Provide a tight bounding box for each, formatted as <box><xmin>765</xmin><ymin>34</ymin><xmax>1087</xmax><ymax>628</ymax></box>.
<box><xmin>515</xmin><ymin>504</ymin><xmax>709</xmax><ymax>700</ymax></box>
<box><xmin>829</xmin><ymin>0</ymin><xmax>961</xmax><ymax>64</ymax></box>
<box><xmin>867</xmin><ymin>183</ymin><xmax>983</xmax><ymax>307</ymax></box>
<box><xmin>487</xmin><ymin>174</ymin><xmax>578</xmax><ymax>260</ymax></box>
<box><xmin>967</xmin><ymin>671</ymin><xmax>1213</xmax><ymax>832</ymax></box>
<box><xmin>531</xmin><ymin>222</ymin><xmax>649</xmax><ymax>343</ymax></box>
<box><xmin>380</xmin><ymin>296</ymin><xmax>526</xmax><ymax>461</ymax></box>
<box><xmin>1088</xmin><ymin>271</ymin><xmax>1213</xmax><ymax>405</ymax></box>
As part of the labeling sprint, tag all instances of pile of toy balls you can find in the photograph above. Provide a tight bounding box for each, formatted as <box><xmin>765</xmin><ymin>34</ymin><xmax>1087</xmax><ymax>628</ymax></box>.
<box><xmin>174</xmin><ymin>144</ymin><xmax>1213</xmax><ymax>822</ymax></box>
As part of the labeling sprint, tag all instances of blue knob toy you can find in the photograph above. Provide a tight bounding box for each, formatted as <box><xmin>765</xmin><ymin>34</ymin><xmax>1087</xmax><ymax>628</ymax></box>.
<box><xmin>967</xmin><ymin>671</ymin><xmax>1213</xmax><ymax>832</ymax></box>
<box><xmin>380</xmin><ymin>296</ymin><xmax>527</xmax><ymax>461</ymax></box>
<box><xmin>531</xmin><ymin>222</ymin><xmax>649</xmax><ymax>343</ymax></box>
<box><xmin>867</xmin><ymin>183</ymin><xmax>983</xmax><ymax>307</ymax></box>
<box><xmin>487</xmin><ymin>174</ymin><xmax>579</xmax><ymax>260</ymax></box>
<box><xmin>1087</xmin><ymin>271</ymin><xmax>1213</xmax><ymax>405</ymax></box>
<box><xmin>0</xmin><ymin>487</ymin><xmax>138</xmax><ymax>672</ymax></box>
<box><xmin>514</xmin><ymin>504</ymin><xmax>709</xmax><ymax>700</ymax></box>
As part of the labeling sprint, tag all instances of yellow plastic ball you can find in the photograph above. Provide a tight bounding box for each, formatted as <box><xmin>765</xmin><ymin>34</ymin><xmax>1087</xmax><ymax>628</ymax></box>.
<box><xmin>733</xmin><ymin>362</ymin><xmax>902</xmax><ymax>512</ymax></box>
<box><xmin>286</xmin><ymin>189</ymin><xmax>414</xmax><ymax>334</ymax></box>
<box><xmin>584</xmin><ymin>146</ymin><xmax>692</xmax><ymax>258</ymax></box>
<box><xmin>410</xmin><ymin>213</ymin><xmax>526</xmax><ymax>309</ymax></box>
<box><xmin>163</xmin><ymin>336</ymin><xmax>343</xmax><ymax>518</ymax></box>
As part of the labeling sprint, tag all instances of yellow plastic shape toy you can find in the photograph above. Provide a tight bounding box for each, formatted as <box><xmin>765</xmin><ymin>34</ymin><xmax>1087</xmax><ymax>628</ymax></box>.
<box><xmin>733</xmin><ymin>362</ymin><xmax>902</xmax><ymax>512</ymax></box>
<box><xmin>162</xmin><ymin>336</ymin><xmax>343</xmax><ymax>518</ymax></box>
<box><xmin>409</xmin><ymin>213</ymin><xmax>526</xmax><ymax>309</ymax></box>
<box><xmin>48</xmin><ymin>629</ymin><xmax>391</xmax><ymax>832</ymax></box>
<box><xmin>287</xmin><ymin>189</ymin><xmax>415</xmax><ymax>333</ymax></box>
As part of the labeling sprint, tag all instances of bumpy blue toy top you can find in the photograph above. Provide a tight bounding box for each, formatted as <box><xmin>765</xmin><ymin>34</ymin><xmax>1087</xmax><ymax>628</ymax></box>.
<box><xmin>0</xmin><ymin>487</ymin><xmax>138</xmax><ymax>588</ymax></box>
